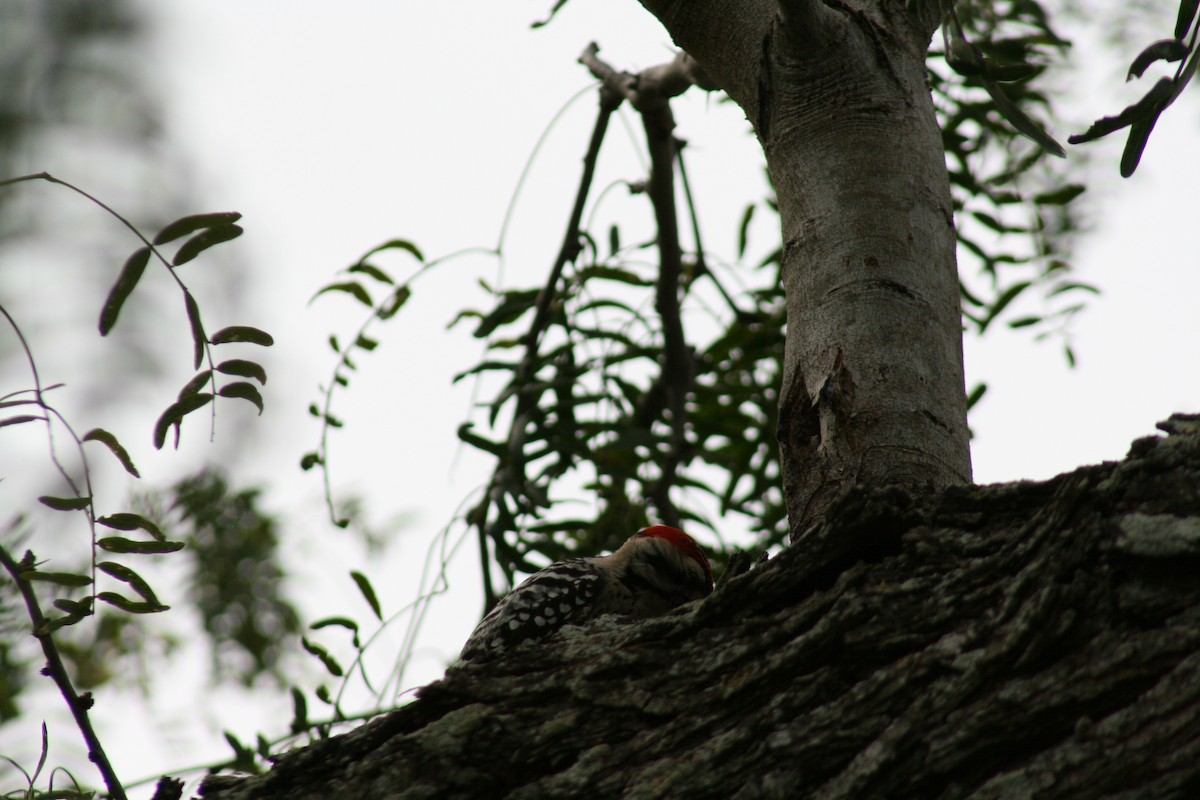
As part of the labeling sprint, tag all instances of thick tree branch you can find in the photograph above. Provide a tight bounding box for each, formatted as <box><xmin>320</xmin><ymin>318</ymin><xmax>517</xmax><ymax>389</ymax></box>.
<box><xmin>199</xmin><ymin>415</ymin><xmax>1200</xmax><ymax>799</ymax></box>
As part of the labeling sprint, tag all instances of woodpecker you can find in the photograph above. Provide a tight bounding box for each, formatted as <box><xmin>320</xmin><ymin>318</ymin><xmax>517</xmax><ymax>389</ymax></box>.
<box><xmin>459</xmin><ymin>525</ymin><xmax>712</xmax><ymax>662</ymax></box>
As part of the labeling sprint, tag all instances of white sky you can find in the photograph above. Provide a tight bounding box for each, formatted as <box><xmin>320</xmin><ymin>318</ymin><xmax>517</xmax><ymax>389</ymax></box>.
<box><xmin>2</xmin><ymin>2</ymin><xmax>1197</xmax><ymax>796</ymax></box>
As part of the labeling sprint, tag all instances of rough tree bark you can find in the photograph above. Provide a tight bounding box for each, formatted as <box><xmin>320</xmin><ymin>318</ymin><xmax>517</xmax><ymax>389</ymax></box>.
<box><xmin>639</xmin><ymin>0</ymin><xmax>973</xmax><ymax>535</ymax></box>
<box><xmin>199</xmin><ymin>415</ymin><xmax>1200</xmax><ymax>799</ymax></box>
<box><xmin>193</xmin><ymin>2</ymin><xmax>1195</xmax><ymax>797</ymax></box>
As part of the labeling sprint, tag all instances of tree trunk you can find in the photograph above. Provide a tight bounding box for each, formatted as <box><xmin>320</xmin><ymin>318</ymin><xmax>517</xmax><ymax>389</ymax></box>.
<box><xmin>641</xmin><ymin>0</ymin><xmax>972</xmax><ymax>536</ymax></box>
<box><xmin>198</xmin><ymin>415</ymin><xmax>1200</xmax><ymax>799</ymax></box>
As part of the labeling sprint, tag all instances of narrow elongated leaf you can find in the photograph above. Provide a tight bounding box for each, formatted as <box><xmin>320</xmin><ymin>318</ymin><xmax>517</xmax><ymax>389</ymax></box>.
<box><xmin>97</xmin><ymin>592</ymin><xmax>168</xmax><ymax>613</ymax></box>
<box><xmin>980</xmin><ymin>280</ymin><xmax>1033</xmax><ymax>331</ymax></box>
<box><xmin>53</xmin><ymin>597</ymin><xmax>94</xmax><ymax>616</ymax></box>
<box><xmin>1178</xmin><ymin>0</ymin><xmax>1200</xmax><ymax>39</ymax></box>
<box><xmin>21</xmin><ymin>570</ymin><xmax>92</xmax><ymax>587</ymax></box>
<box><xmin>301</xmin><ymin>637</ymin><xmax>344</xmax><ymax>677</ymax></box>
<box><xmin>350</xmin><ymin>570</ymin><xmax>382</xmax><ymax>620</ymax></box>
<box><xmin>982</xmin><ymin>80</ymin><xmax>1065</xmax><ymax>157</ymax></box>
<box><xmin>210</xmin><ymin>326</ymin><xmax>274</xmax><ymax>346</ymax></box>
<box><xmin>178</xmin><ymin>371</ymin><xmax>212</xmax><ymax>399</ymax></box>
<box><xmin>378</xmin><ymin>285</ymin><xmax>411</xmax><ymax>320</ymax></box>
<box><xmin>310</xmin><ymin>616</ymin><xmax>360</xmax><ymax>633</ymax></box>
<box><xmin>290</xmin><ymin>688</ymin><xmax>309</xmax><ymax>734</ymax></box>
<box><xmin>1128</xmin><ymin>39</ymin><xmax>1190</xmax><ymax>80</ymax></box>
<box><xmin>38</xmin><ymin>495</ymin><xmax>91</xmax><ymax>511</ymax></box>
<box><xmin>362</xmin><ymin>238</ymin><xmax>424</xmax><ymax>262</ymax></box>
<box><xmin>1033</xmin><ymin>184</ymin><xmax>1085</xmax><ymax>206</ymax></box>
<box><xmin>347</xmin><ymin>263</ymin><xmax>394</xmax><ymax>284</ymax></box>
<box><xmin>312</xmin><ymin>282</ymin><xmax>373</xmax><ymax>307</ymax></box>
<box><xmin>98</xmin><ymin>512</ymin><xmax>165</xmax><ymax>540</ymax></box>
<box><xmin>172</xmin><ymin>223</ymin><xmax>244</xmax><ymax>266</ymax></box>
<box><xmin>216</xmin><ymin>359</ymin><xmax>267</xmax><ymax>384</ymax></box>
<box><xmin>219</xmin><ymin>382</ymin><xmax>264</xmax><ymax>414</ymax></box>
<box><xmin>737</xmin><ymin>204</ymin><xmax>755</xmax><ymax>259</ymax></box>
<box><xmin>153</xmin><ymin>211</ymin><xmax>242</xmax><ymax>245</ymax></box>
<box><xmin>154</xmin><ymin>392</ymin><xmax>213</xmax><ymax>449</ymax></box>
<box><xmin>99</xmin><ymin>247</ymin><xmax>151</xmax><ymax>335</ymax></box>
<box><xmin>98</xmin><ymin>561</ymin><xmax>159</xmax><ymax>604</ymax></box>
<box><xmin>0</xmin><ymin>414</ymin><xmax>44</xmax><ymax>429</ymax></box>
<box><xmin>184</xmin><ymin>292</ymin><xmax>205</xmax><ymax>369</ymax></box>
<box><xmin>83</xmin><ymin>428</ymin><xmax>141</xmax><ymax>477</ymax></box>
<box><xmin>98</xmin><ymin>537</ymin><xmax>185</xmax><ymax>555</ymax></box>
<box><xmin>1121</xmin><ymin>115</ymin><xmax>1160</xmax><ymax>177</ymax></box>
<box><xmin>1070</xmin><ymin>77</ymin><xmax>1174</xmax><ymax>144</ymax></box>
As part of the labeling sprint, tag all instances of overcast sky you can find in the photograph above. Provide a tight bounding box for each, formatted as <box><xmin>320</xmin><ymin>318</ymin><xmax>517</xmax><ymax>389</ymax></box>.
<box><xmin>3</xmin><ymin>2</ymin><xmax>1198</xmax><ymax>795</ymax></box>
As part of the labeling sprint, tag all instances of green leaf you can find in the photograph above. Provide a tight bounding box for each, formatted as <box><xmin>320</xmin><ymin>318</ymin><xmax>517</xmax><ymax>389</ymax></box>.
<box><xmin>737</xmin><ymin>203</ymin><xmax>755</xmax><ymax>259</ymax></box>
<box><xmin>1033</xmin><ymin>184</ymin><xmax>1085</xmax><ymax>206</ymax></box>
<box><xmin>608</xmin><ymin>224</ymin><xmax>620</xmax><ymax>256</ymax></box>
<box><xmin>347</xmin><ymin>263</ymin><xmax>394</xmax><ymax>284</ymax></box>
<box><xmin>313</xmin><ymin>282</ymin><xmax>373</xmax><ymax>307</ymax></box>
<box><xmin>350</xmin><ymin>570</ymin><xmax>382</xmax><ymax>620</ymax></box>
<box><xmin>378</xmin><ymin>285</ymin><xmax>412</xmax><ymax>320</ymax></box>
<box><xmin>53</xmin><ymin>596</ymin><xmax>95</xmax><ymax>616</ymax></box>
<box><xmin>982</xmin><ymin>79</ymin><xmax>1065</xmax><ymax>158</ymax></box>
<box><xmin>219</xmin><ymin>381</ymin><xmax>264</xmax><ymax>414</ymax></box>
<box><xmin>98</xmin><ymin>561</ymin><xmax>160</xmax><ymax>604</ymax></box>
<box><xmin>98</xmin><ymin>537</ymin><xmax>185</xmax><ymax>555</ymax></box>
<box><xmin>99</xmin><ymin>247</ymin><xmax>150</xmax><ymax>336</ymax></box>
<box><xmin>457</xmin><ymin>422</ymin><xmax>506</xmax><ymax>457</ymax></box>
<box><xmin>21</xmin><ymin>570</ymin><xmax>92</xmax><ymax>588</ymax></box>
<box><xmin>153</xmin><ymin>211</ymin><xmax>242</xmax><ymax>245</ymax></box>
<box><xmin>154</xmin><ymin>392</ymin><xmax>214</xmax><ymax>449</ymax></box>
<box><xmin>300</xmin><ymin>452</ymin><xmax>322</xmax><ymax>471</ymax></box>
<box><xmin>310</xmin><ymin>616</ymin><xmax>360</xmax><ymax>633</ymax></box>
<box><xmin>984</xmin><ymin>62</ymin><xmax>1039</xmax><ymax>83</ymax></box>
<box><xmin>1006</xmin><ymin>316</ymin><xmax>1042</xmax><ymax>329</ymax></box>
<box><xmin>97</xmin><ymin>512</ymin><xmax>165</xmax><ymax>541</ymax></box>
<box><xmin>216</xmin><ymin>359</ymin><xmax>267</xmax><ymax>384</ymax></box>
<box><xmin>301</xmin><ymin>637</ymin><xmax>344</xmax><ymax>677</ymax></box>
<box><xmin>1128</xmin><ymin>39</ymin><xmax>1190</xmax><ymax>81</ymax></box>
<box><xmin>184</xmin><ymin>291</ymin><xmax>205</xmax><ymax>370</ymax></box>
<box><xmin>980</xmin><ymin>280</ymin><xmax>1032</xmax><ymax>332</ymax></box>
<box><xmin>83</xmin><ymin>428</ymin><xmax>141</xmax><ymax>478</ymax></box>
<box><xmin>172</xmin><ymin>223</ymin><xmax>244</xmax><ymax>266</ymax></box>
<box><xmin>361</xmin><ymin>238</ymin><xmax>424</xmax><ymax>262</ymax></box>
<box><xmin>210</xmin><ymin>326</ymin><xmax>274</xmax><ymax>346</ymax></box>
<box><xmin>38</xmin><ymin>495</ymin><xmax>91</xmax><ymax>511</ymax></box>
<box><xmin>290</xmin><ymin>688</ymin><xmax>309</xmax><ymax>734</ymax></box>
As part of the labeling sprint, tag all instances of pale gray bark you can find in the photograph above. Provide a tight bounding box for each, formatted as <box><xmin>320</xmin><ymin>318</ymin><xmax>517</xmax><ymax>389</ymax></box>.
<box><xmin>198</xmin><ymin>415</ymin><xmax>1200</xmax><ymax>799</ymax></box>
<box><xmin>641</xmin><ymin>0</ymin><xmax>972</xmax><ymax>535</ymax></box>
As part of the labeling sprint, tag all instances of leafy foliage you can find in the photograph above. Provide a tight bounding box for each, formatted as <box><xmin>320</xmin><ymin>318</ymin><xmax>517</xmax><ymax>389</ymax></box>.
<box><xmin>1070</xmin><ymin>0</ymin><xmax>1200</xmax><ymax>176</ymax></box>
<box><xmin>168</xmin><ymin>471</ymin><xmax>300</xmax><ymax>685</ymax></box>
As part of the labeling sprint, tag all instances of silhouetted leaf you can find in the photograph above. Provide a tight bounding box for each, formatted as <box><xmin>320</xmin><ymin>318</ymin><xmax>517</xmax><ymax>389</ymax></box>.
<box><xmin>98</xmin><ymin>537</ymin><xmax>185</xmax><ymax>555</ymax></box>
<box><xmin>153</xmin><ymin>211</ymin><xmax>242</xmax><ymax>245</ymax></box>
<box><xmin>982</xmin><ymin>79</ymin><xmax>1065</xmax><ymax>157</ymax></box>
<box><xmin>350</xmin><ymin>571</ymin><xmax>382</xmax><ymax>620</ymax></box>
<box><xmin>737</xmin><ymin>204</ymin><xmax>755</xmax><ymax>259</ymax></box>
<box><xmin>1070</xmin><ymin>77</ymin><xmax>1174</xmax><ymax>144</ymax></box>
<box><xmin>154</xmin><ymin>392</ymin><xmax>213</xmax><ymax>449</ymax></box>
<box><xmin>1128</xmin><ymin>39</ymin><xmax>1189</xmax><ymax>80</ymax></box>
<box><xmin>172</xmin><ymin>223</ymin><xmax>244</xmax><ymax>266</ymax></box>
<box><xmin>98</xmin><ymin>561</ymin><xmax>160</xmax><ymax>604</ymax></box>
<box><xmin>300</xmin><ymin>452</ymin><xmax>321</xmax><ymax>471</ymax></box>
<box><xmin>1178</xmin><ymin>0</ymin><xmax>1200</xmax><ymax>39</ymax></box>
<box><xmin>0</xmin><ymin>414</ymin><xmax>43</xmax><ymax>429</ymax></box>
<box><xmin>99</xmin><ymin>246</ymin><xmax>150</xmax><ymax>335</ymax></box>
<box><xmin>301</xmin><ymin>637</ymin><xmax>344</xmax><ymax>677</ymax></box>
<box><xmin>210</xmin><ymin>326</ymin><xmax>274</xmax><ymax>346</ymax></box>
<box><xmin>216</xmin><ymin>359</ymin><xmax>267</xmax><ymax>384</ymax></box>
<box><xmin>378</xmin><ymin>285</ymin><xmax>412</xmax><ymax>320</ymax></box>
<box><xmin>38</xmin><ymin>495</ymin><xmax>91</xmax><ymax>511</ymax></box>
<box><xmin>1121</xmin><ymin>115</ymin><xmax>1160</xmax><ymax>177</ymax></box>
<box><xmin>347</xmin><ymin>263</ymin><xmax>394</xmax><ymax>284</ymax></box>
<box><xmin>1033</xmin><ymin>184</ymin><xmax>1085</xmax><ymax>205</ymax></box>
<box><xmin>290</xmin><ymin>688</ymin><xmax>308</xmax><ymax>734</ymax></box>
<box><xmin>313</xmin><ymin>282</ymin><xmax>373</xmax><ymax>307</ymax></box>
<box><xmin>97</xmin><ymin>592</ymin><xmax>168</xmax><ymax>613</ymax></box>
<box><xmin>219</xmin><ymin>382</ymin><xmax>264</xmax><ymax>414</ymax></box>
<box><xmin>362</xmin><ymin>238</ymin><xmax>424</xmax><ymax>262</ymax></box>
<box><xmin>184</xmin><ymin>292</ymin><xmax>205</xmax><ymax>369</ymax></box>
<box><xmin>98</xmin><ymin>513</ymin><xmax>165</xmax><ymax>540</ymax></box>
<box><xmin>83</xmin><ymin>428</ymin><xmax>141</xmax><ymax>478</ymax></box>
<box><xmin>178</xmin><ymin>371</ymin><xmax>212</xmax><ymax>400</ymax></box>
<box><xmin>21</xmin><ymin>570</ymin><xmax>92</xmax><ymax>587</ymax></box>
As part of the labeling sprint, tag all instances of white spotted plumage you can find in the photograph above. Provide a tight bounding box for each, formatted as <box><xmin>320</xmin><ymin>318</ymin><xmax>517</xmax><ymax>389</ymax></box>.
<box><xmin>459</xmin><ymin>526</ymin><xmax>712</xmax><ymax>662</ymax></box>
